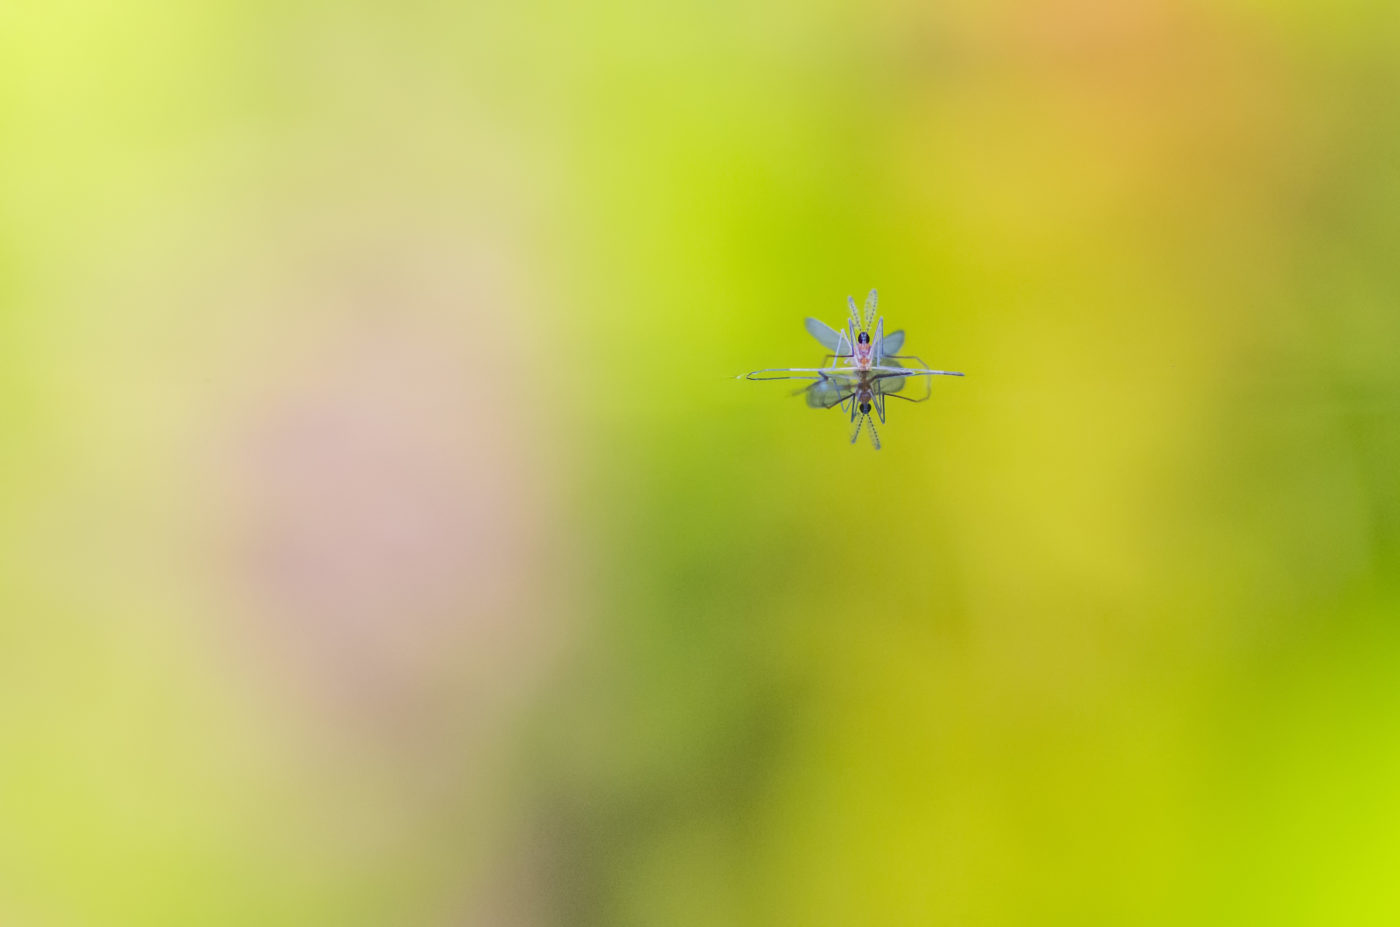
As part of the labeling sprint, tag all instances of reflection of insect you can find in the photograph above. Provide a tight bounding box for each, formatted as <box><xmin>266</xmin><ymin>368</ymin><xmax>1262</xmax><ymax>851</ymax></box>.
<box><xmin>742</xmin><ymin>289</ymin><xmax>964</xmax><ymax>449</ymax></box>
<box><xmin>802</xmin><ymin>369</ymin><xmax>913</xmax><ymax>449</ymax></box>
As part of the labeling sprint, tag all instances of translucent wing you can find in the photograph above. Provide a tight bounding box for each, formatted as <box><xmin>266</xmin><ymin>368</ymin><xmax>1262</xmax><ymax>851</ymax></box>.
<box><xmin>880</xmin><ymin>329</ymin><xmax>905</xmax><ymax>357</ymax></box>
<box><xmin>873</xmin><ymin>363</ymin><xmax>906</xmax><ymax>394</ymax></box>
<box><xmin>805</xmin><ymin>374</ymin><xmax>857</xmax><ymax>409</ymax></box>
<box><xmin>803</xmin><ymin>317</ymin><xmax>846</xmax><ymax>353</ymax></box>
<box><xmin>876</xmin><ymin>368</ymin><xmax>937</xmax><ymax>402</ymax></box>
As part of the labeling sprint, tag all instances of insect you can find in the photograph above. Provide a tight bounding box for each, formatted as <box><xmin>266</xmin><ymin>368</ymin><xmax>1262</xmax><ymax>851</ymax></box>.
<box><xmin>742</xmin><ymin>289</ymin><xmax>964</xmax><ymax>449</ymax></box>
<box><xmin>802</xmin><ymin>368</ymin><xmax>906</xmax><ymax>449</ymax></box>
<box><xmin>804</xmin><ymin>289</ymin><xmax>932</xmax><ymax>375</ymax></box>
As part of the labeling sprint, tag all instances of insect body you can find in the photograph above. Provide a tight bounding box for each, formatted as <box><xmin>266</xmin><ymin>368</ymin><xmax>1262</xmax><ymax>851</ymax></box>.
<box><xmin>804</xmin><ymin>289</ymin><xmax>929</xmax><ymax>375</ymax></box>
<box><xmin>741</xmin><ymin>288</ymin><xmax>964</xmax><ymax>449</ymax></box>
<box><xmin>803</xmin><ymin>368</ymin><xmax>908</xmax><ymax>449</ymax></box>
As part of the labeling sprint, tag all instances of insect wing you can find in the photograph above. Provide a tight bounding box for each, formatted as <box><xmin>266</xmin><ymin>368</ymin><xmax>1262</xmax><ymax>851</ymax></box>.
<box><xmin>879</xmin><ymin>367</ymin><xmax>934</xmax><ymax>401</ymax></box>
<box><xmin>803</xmin><ymin>317</ymin><xmax>846</xmax><ymax>353</ymax></box>
<box><xmin>873</xmin><ymin>365</ymin><xmax>906</xmax><ymax>394</ymax></box>
<box><xmin>880</xmin><ymin>328</ymin><xmax>905</xmax><ymax>357</ymax></box>
<box><xmin>804</xmin><ymin>374</ymin><xmax>856</xmax><ymax>409</ymax></box>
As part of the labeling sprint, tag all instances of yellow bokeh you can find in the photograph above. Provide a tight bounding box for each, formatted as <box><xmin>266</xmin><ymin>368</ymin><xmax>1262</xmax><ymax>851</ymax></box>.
<box><xmin>3</xmin><ymin>1</ymin><xmax>1399</xmax><ymax>924</ymax></box>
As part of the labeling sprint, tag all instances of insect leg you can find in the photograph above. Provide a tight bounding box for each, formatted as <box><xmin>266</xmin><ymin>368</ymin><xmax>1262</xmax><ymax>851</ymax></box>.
<box><xmin>883</xmin><ymin>353</ymin><xmax>964</xmax><ymax>377</ymax></box>
<box><xmin>832</xmin><ymin>328</ymin><xmax>853</xmax><ymax>371</ymax></box>
<box><xmin>826</xmin><ymin>389</ymin><xmax>857</xmax><ymax>410</ymax></box>
<box><xmin>870</xmin><ymin>371</ymin><xmax>921</xmax><ymax>403</ymax></box>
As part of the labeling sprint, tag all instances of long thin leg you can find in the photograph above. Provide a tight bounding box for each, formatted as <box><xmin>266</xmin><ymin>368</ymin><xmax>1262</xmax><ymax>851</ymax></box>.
<box><xmin>883</xmin><ymin>353</ymin><xmax>964</xmax><ymax>377</ymax></box>
<box><xmin>745</xmin><ymin>368</ymin><xmax>834</xmax><ymax>380</ymax></box>
<box><xmin>880</xmin><ymin>356</ymin><xmax>961</xmax><ymax>402</ymax></box>
<box><xmin>910</xmin><ymin>367</ymin><xmax>935</xmax><ymax>402</ymax></box>
<box><xmin>804</xmin><ymin>380</ymin><xmax>857</xmax><ymax>409</ymax></box>
<box><xmin>872</xmin><ymin>371</ymin><xmax>925</xmax><ymax>403</ymax></box>
<box><xmin>831</xmin><ymin>329</ymin><xmax>852</xmax><ymax>370</ymax></box>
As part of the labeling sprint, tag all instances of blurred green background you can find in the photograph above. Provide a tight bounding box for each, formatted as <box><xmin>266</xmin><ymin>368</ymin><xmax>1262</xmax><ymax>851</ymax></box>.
<box><xmin>4</xmin><ymin>1</ymin><xmax>1400</xmax><ymax>924</ymax></box>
